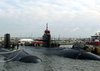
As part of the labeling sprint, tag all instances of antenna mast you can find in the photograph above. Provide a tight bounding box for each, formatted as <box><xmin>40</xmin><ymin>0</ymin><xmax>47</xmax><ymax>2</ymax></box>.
<box><xmin>46</xmin><ymin>23</ymin><xmax>48</xmax><ymax>30</ymax></box>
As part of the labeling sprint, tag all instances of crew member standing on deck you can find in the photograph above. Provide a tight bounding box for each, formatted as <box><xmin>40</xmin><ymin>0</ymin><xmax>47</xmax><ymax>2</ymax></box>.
<box><xmin>17</xmin><ymin>43</ymin><xmax>19</xmax><ymax>49</ymax></box>
<box><xmin>12</xmin><ymin>43</ymin><xmax>15</xmax><ymax>50</ymax></box>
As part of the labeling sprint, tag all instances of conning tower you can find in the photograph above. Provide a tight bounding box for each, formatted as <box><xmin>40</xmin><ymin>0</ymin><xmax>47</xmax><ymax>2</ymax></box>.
<box><xmin>42</xmin><ymin>23</ymin><xmax>51</xmax><ymax>47</ymax></box>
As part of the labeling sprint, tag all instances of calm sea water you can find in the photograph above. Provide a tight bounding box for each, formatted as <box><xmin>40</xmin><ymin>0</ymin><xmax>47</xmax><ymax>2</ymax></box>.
<box><xmin>0</xmin><ymin>45</ymin><xmax>100</xmax><ymax>71</ymax></box>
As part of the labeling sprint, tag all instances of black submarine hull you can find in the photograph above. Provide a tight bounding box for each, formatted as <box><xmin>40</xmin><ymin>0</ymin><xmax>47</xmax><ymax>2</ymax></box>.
<box><xmin>1</xmin><ymin>49</ymin><xmax>41</xmax><ymax>63</ymax></box>
<box><xmin>31</xmin><ymin>47</ymin><xmax>100</xmax><ymax>61</ymax></box>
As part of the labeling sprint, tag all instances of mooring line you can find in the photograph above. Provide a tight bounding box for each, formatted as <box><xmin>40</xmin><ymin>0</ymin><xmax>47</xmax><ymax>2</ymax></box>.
<box><xmin>0</xmin><ymin>49</ymin><xmax>22</xmax><ymax>62</ymax></box>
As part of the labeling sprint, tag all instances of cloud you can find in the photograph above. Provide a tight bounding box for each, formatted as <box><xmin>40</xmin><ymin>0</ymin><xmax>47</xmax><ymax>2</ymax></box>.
<box><xmin>64</xmin><ymin>28</ymin><xmax>68</xmax><ymax>30</ymax></box>
<box><xmin>96</xmin><ymin>31</ymin><xmax>100</xmax><ymax>33</ymax></box>
<box><xmin>85</xmin><ymin>28</ymin><xmax>90</xmax><ymax>31</ymax></box>
<box><xmin>0</xmin><ymin>0</ymin><xmax>100</xmax><ymax>37</ymax></box>
<box><xmin>72</xmin><ymin>28</ymin><xmax>80</xmax><ymax>31</ymax></box>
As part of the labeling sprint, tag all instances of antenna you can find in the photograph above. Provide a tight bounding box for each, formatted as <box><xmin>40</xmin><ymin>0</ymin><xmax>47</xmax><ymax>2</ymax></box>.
<box><xmin>46</xmin><ymin>23</ymin><xmax>48</xmax><ymax>30</ymax></box>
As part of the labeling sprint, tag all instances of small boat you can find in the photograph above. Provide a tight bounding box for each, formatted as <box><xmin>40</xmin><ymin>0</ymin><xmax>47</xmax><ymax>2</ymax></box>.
<box><xmin>86</xmin><ymin>33</ymin><xmax>100</xmax><ymax>46</ymax></box>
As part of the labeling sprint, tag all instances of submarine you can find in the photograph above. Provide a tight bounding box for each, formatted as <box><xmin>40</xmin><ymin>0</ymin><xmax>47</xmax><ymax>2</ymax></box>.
<box><xmin>0</xmin><ymin>34</ymin><xmax>41</xmax><ymax>63</ymax></box>
<box><xmin>31</xmin><ymin>23</ymin><xmax>100</xmax><ymax>61</ymax></box>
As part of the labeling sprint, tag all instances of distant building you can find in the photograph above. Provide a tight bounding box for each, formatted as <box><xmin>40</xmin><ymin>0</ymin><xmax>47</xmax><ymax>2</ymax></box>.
<box><xmin>18</xmin><ymin>39</ymin><xmax>34</xmax><ymax>44</ymax></box>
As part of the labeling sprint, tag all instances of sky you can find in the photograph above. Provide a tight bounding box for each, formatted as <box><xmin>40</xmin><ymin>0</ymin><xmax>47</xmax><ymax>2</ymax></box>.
<box><xmin>0</xmin><ymin>0</ymin><xmax>100</xmax><ymax>38</ymax></box>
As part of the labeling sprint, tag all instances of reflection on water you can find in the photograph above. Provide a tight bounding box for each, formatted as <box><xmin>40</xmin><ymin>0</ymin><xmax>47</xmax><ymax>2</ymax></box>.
<box><xmin>0</xmin><ymin>45</ymin><xmax>100</xmax><ymax>71</ymax></box>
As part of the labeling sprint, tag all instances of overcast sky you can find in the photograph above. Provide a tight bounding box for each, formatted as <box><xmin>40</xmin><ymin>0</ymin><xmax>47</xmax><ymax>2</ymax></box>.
<box><xmin>0</xmin><ymin>0</ymin><xmax>100</xmax><ymax>38</ymax></box>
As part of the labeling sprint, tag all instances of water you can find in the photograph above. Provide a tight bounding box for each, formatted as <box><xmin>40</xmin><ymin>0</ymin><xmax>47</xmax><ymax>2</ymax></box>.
<box><xmin>0</xmin><ymin>45</ymin><xmax>100</xmax><ymax>71</ymax></box>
